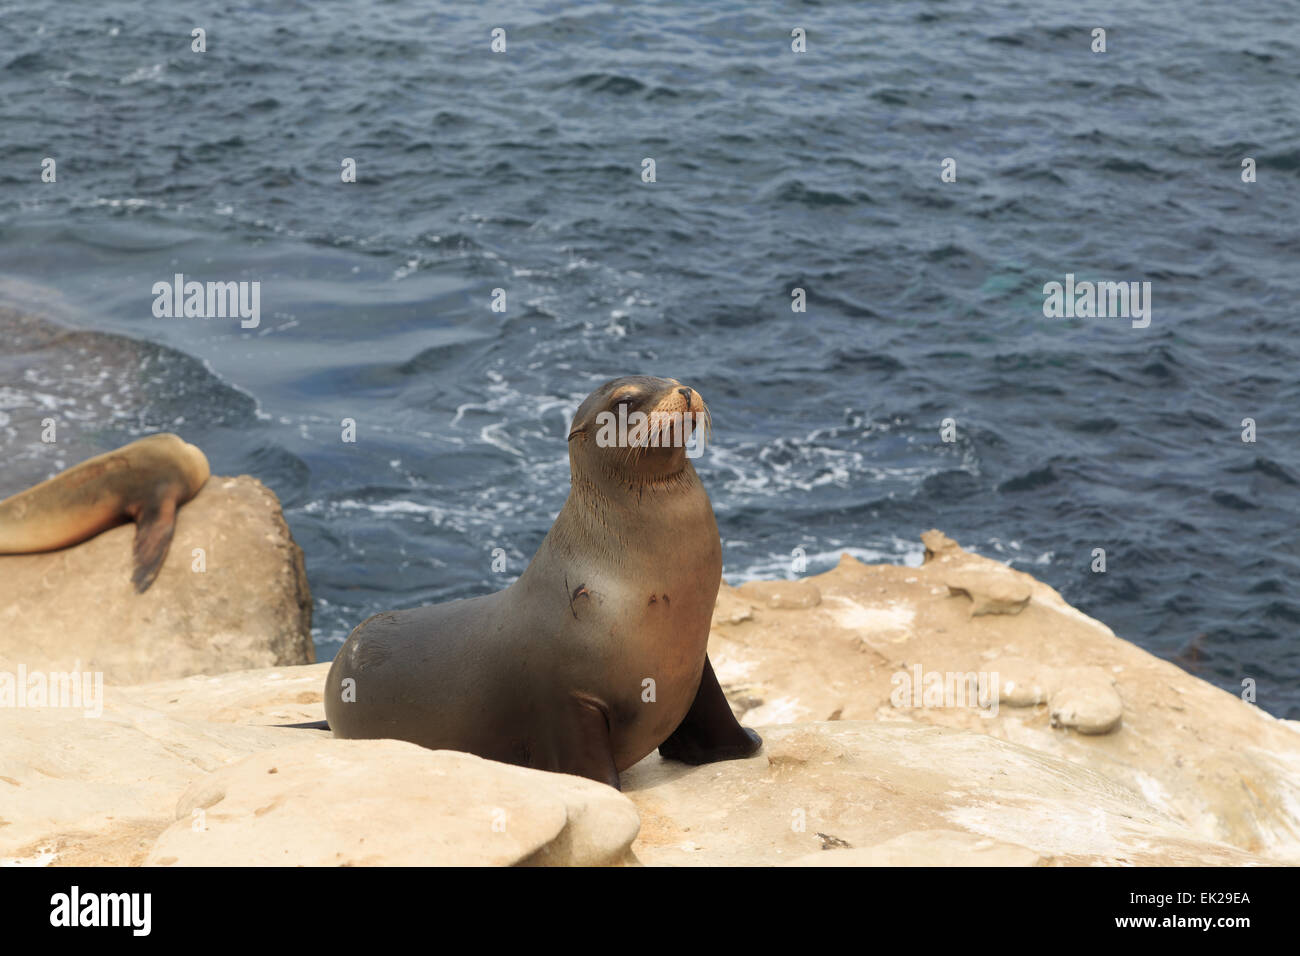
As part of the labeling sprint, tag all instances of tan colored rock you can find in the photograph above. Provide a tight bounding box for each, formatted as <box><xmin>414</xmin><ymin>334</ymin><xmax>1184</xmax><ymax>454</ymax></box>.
<box><xmin>711</xmin><ymin>583</ymin><xmax>755</xmax><ymax>626</ymax></box>
<box><xmin>920</xmin><ymin>529</ymin><xmax>962</xmax><ymax>561</ymax></box>
<box><xmin>705</xmin><ymin>531</ymin><xmax>1300</xmax><ymax>860</ymax></box>
<box><xmin>3</xmin><ymin>661</ymin><xmax>645</xmax><ymax>867</ymax></box>
<box><xmin>119</xmin><ymin>662</ymin><xmax>332</xmax><ymax>726</ymax></box>
<box><xmin>1049</xmin><ymin>667</ymin><xmax>1124</xmax><ymax>734</ymax></box>
<box><xmin>995</xmin><ymin>657</ymin><xmax>1050</xmax><ymax>707</ymax></box>
<box><xmin>944</xmin><ymin>570</ymin><xmax>1031</xmax><ymax>616</ymax></box>
<box><xmin>146</xmin><ymin>740</ymin><xmax>640</xmax><ymax>867</ymax></box>
<box><xmin>624</xmin><ymin>721</ymin><xmax>1268</xmax><ymax>866</ymax></box>
<box><xmin>1</xmin><ymin>663</ymin><xmax>641</xmax><ymax>868</ymax></box>
<box><xmin>737</xmin><ymin>579</ymin><xmax>822</xmax><ymax>610</ymax></box>
<box><xmin>0</xmin><ymin>476</ymin><xmax>313</xmax><ymax>684</ymax></box>
<box><xmin>0</xmin><ymin>655</ymin><xmax>1286</xmax><ymax>868</ymax></box>
<box><xmin>4</xmin><ymin>525</ymin><xmax>1298</xmax><ymax>868</ymax></box>
<box><xmin>3</xmin><ymin>660</ymin><xmax>644</xmax><ymax>868</ymax></box>
<box><xmin>788</xmin><ymin>830</ymin><xmax>1043</xmax><ymax>867</ymax></box>
<box><xmin>0</xmin><ymin>693</ymin><xmax>291</xmax><ymax>866</ymax></box>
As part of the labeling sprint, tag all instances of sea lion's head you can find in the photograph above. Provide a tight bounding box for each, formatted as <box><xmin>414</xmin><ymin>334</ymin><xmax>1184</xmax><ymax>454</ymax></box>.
<box><xmin>567</xmin><ymin>376</ymin><xmax>710</xmax><ymax>490</ymax></box>
<box><xmin>140</xmin><ymin>433</ymin><xmax>211</xmax><ymax>496</ymax></box>
<box><xmin>176</xmin><ymin>437</ymin><xmax>212</xmax><ymax>494</ymax></box>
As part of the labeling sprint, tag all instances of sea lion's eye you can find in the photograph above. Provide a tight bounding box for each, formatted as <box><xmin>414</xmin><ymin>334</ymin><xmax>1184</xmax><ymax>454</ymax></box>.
<box><xmin>610</xmin><ymin>390</ymin><xmax>639</xmax><ymax>412</ymax></box>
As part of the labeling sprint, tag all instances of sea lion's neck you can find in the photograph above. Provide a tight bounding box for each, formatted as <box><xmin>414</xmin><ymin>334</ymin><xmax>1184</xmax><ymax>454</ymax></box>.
<box><xmin>580</xmin><ymin>459</ymin><xmax>702</xmax><ymax>499</ymax></box>
<box><xmin>542</xmin><ymin>463</ymin><xmax>712</xmax><ymax>565</ymax></box>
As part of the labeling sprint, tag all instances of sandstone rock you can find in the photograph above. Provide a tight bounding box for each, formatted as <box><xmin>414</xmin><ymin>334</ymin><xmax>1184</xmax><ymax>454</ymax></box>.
<box><xmin>920</xmin><ymin>529</ymin><xmax>962</xmax><ymax>561</ymax></box>
<box><xmin>711</xmin><ymin>583</ymin><xmax>755</xmax><ymax>626</ymax></box>
<box><xmin>737</xmin><ymin>579</ymin><xmax>822</xmax><ymax>610</ymax></box>
<box><xmin>1049</xmin><ymin>667</ymin><xmax>1124</xmax><ymax>735</ymax></box>
<box><xmin>944</xmin><ymin>569</ymin><xmax>1032</xmax><ymax>616</ymax></box>
<box><xmin>994</xmin><ymin>657</ymin><xmax>1050</xmax><ymax>707</ymax></box>
<box><xmin>0</xmin><ymin>692</ymin><xmax>290</xmax><ymax>866</ymax></box>
<box><xmin>1</xmin><ymin>657</ymin><xmax>1286</xmax><ymax>868</ymax></box>
<box><xmin>706</xmin><ymin>530</ymin><xmax>1300</xmax><ymax>860</ymax></box>
<box><xmin>624</xmin><ymin>721</ymin><xmax>1267</xmax><ymax>866</ymax></box>
<box><xmin>0</xmin><ymin>476</ymin><xmax>314</xmax><ymax>685</ymax></box>
<box><xmin>787</xmin><ymin>830</ymin><xmax>1044</xmax><ymax>867</ymax></box>
<box><xmin>1</xmin><ymin>664</ymin><xmax>641</xmax><ymax>868</ymax></box>
<box><xmin>0</xmin><ymin>663</ymin><xmax>340</xmax><ymax>866</ymax></box>
<box><xmin>2</xmin><ymin>661</ymin><xmax>646</xmax><ymax>867</ymax></box>
<box><xmin>146</xmin><ymin>740</ymin><xmax>640</xmax><ymax>867</ymax></box>
<box><xmin>5</xmin><ymin>524</ymin><xmax>1298</xmax><ymax>868</ymax></box>
<box><xmin>119</xmin><ymin>662</ymin><xmax>332</xmax><ymax>727</ymax></box>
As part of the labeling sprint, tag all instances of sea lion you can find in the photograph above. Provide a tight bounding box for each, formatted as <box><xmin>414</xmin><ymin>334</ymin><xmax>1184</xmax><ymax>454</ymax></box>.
<box><xmin>0</xmin><ymin>433</ymin><xmax>211</xmax><ymax>592</ymax></box>
<box><xmin>325</xmin><ymin>375</ymin><xmax>762</xmax><ymax>788</ymax></box>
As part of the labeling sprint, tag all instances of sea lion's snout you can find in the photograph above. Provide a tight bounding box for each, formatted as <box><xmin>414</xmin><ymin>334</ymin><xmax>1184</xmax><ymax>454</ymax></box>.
<box><xmin>651</xmin><ymin>383</ymin><xmax>707</xmax><ymax>431</ymax></box>
<box><xmin>647</xmin><ymin>382</ymin><xmax>702</xmax><ymax>416</ymax></box>
<box><xmin>641</xmin><ymin>382</ymin><xmax>710</xmax><ymax>459</ymax></box>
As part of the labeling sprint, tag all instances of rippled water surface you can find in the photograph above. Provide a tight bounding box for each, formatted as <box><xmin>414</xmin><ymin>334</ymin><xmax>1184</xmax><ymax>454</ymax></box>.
<box><xmin>1</xmin><ymin>1</ymin><xmax>1297</xmax><ymax>715</ymax></box>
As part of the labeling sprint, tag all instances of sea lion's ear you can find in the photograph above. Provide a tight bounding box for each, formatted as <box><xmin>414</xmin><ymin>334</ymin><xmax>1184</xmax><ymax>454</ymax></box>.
<box><xmin>567</xmin><ymin>426</ymin><xmax>584</xmax><ymax>442</ymax></box>
<box><xmin>131</xmin><ymin>494</ymin><xmax>179</xmax><ymax>593</ymax></box>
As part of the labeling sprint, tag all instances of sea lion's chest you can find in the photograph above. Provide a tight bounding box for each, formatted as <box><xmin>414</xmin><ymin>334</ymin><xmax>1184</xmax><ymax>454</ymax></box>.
<box><xmin>587</xmin><ymin>552</ymin><xmax>716</xmax><ymax>663</ymax></box>
<box><xmin>570</xmin><ymin>519</ymin><xmax>721</xmax><ymax>758</ymax></box>
<box><xmin>514</xmin><ymin>484</ymin><xmax>721</xmax><ymax>764</ymax></box>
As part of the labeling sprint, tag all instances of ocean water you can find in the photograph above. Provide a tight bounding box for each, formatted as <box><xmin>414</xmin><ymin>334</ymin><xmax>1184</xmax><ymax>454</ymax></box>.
<box><xmin>0</xmin><ymin>1</ymin><xmax>1297</xmax><ymax>716</ymax></box>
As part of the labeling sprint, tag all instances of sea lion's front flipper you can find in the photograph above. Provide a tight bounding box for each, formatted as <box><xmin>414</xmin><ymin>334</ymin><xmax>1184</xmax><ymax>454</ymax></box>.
<box><xmin>560</xmin><ymin>693</ymin><xmax>622</xmax><ymax>789</ymax></box>
<box><xmin>131</xmin><ymin>492</ymin><xmax>178</xmax><ymax>593</ymax></box>
<box><xmin>658</xmin><ymin>655</ymin><xmax>763</xmax><ymax>765</ymax></box>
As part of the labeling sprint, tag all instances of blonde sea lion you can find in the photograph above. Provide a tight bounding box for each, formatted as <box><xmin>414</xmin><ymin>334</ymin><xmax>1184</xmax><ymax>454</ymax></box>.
<box><xmin>0</xmin><ymin>433</ymin><xmax>210</xmax><ymax>592</ymax></box>
<box><xmin>325</xmin><ymin>375</ymin><xmax>762</xmax><ymax>788</ymax></box>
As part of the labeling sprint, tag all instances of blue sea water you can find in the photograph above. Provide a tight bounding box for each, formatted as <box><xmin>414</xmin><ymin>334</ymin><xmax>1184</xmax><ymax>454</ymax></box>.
<box><xmin>0</xmin><ymin>1</ymin><xmax>1297</xmax><ymax>715</ymax></box>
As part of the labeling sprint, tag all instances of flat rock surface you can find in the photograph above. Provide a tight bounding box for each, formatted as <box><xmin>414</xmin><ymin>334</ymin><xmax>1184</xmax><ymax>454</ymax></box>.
<box><xmin>623</xmin><ymin>722</ymin><xmax>1265</xmax><ymax>866</ymax></box>
<box><xmin>0</xmin><ymin>658</ymin><xmax>1280</xmax><ymax>867</ymax></box>
<box><xmin>2</xmin><ymin>665</ymin><xmax>639</xmax><ymax>867</ymax></box>
<box><xmin>146</xmin><ymin>740</ymin><xmax>640</xmax><ymax>867</ymax></box>
<box><xmin>707</xmin><ymin>530</ymin><xmax>1300</xmax><ymax>860</ymax></box>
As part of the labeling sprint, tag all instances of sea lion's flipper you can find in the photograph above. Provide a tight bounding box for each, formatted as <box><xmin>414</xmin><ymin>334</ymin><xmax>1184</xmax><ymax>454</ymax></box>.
<box><xmin>130</xmin><ymin>493</ymin><xmax>178</xmax><ymax>593</ymax></box>
<box><xmin>278</xmin><ymin>719</ymin><xmax>331</xmax><ymax>730</ymax></box>
<box><xmin>658</xmin><ymin>655</ymin><xmax>762</xmax><ymax>765</ymax></box>
<box><xmin>559</xmin><ymin>693</ymin><xmax>622</xmax><ymax>789</ymax></box>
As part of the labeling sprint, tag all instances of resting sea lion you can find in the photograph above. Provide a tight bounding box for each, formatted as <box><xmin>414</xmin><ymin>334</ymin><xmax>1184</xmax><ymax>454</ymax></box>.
<box><xmin>325</xmin><ymin>375</ymin><xmax>762</xmax><ymax>788</ymax></box>
<box><xmin>0</xmin><ymin>433</ymin><xmax>210</xmax><ymax>592</ymax></box>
